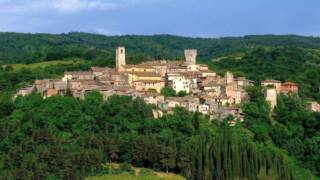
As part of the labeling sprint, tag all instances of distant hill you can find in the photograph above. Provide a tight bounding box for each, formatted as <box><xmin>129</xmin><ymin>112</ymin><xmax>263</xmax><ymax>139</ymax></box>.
<box><xmin>1</xmin><ymin>32</ymin><xmax>320</xmax><ymax>64</ymax></box>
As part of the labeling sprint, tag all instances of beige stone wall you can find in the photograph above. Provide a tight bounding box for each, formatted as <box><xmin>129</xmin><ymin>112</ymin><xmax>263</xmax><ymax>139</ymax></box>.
<box><xmin>184</xmin><ymin>49</ymin><xmax>197</xmax><ymax>65</ymax></box>
<box><xmin>225</xmin><ymin>71</ymin><xmax>234</xmax><ymax>84</ymax></box>
<box><xmin>262</xmin><ymin>82</ymin><xmax>282</xmax><ymax>92</ymax></box>
<box><xmin>116</xmin><ymin>47</ymin><xmax>126</xmax><ymax>72</ymax></box>
<box><xmin>265</xmin><ymin>88</ymin><xmax>277</xmax><ymax>110</ymax></box>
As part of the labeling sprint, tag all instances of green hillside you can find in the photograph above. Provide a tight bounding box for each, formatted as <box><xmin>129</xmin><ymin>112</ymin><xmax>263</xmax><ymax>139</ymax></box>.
<box><xmin>1</xmin><ymin>32</ymin><xmax>320</xmax><ymax>64</ymax></box>
<box><xmin>0</xmin><ymin>93</ymin><xmax>317</xmax><ymax>179</ymax></box>
<box><xmin>0</xmin><ymin>33</ymin><xmax>319</xmax><ymax>179</ymax></box>
<box><xmin>3</xmin><ymin>60</ymin><xmax>84</xmax><ymax>71</ymax></box>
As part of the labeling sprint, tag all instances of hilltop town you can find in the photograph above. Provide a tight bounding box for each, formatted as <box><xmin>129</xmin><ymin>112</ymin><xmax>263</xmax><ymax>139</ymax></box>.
<box><xmin>16</xmin><ymin>47</ymin><xmax>318</xmax><ymax>123</ymax></box>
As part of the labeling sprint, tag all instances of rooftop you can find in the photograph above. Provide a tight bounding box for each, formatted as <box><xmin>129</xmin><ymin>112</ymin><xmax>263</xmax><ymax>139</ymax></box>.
<box><xmin>262</xmin><ymin>79</ymin><xmax>281</xmax><ymax>83</ymax></box>
<box><xmin>129</xmin><ymin>71</ymin><xmax>161</xmax><ymax>77</ymax></box>
<box><xmin>282</xmin><ymin>82</ymin><xmax>299</xmax><ymax>86</ymax></box>
<box><xmin>91</xmin><ymin>67</ymin><xmax>114</xmax><ymax>72</ymax></box>
<box><xmin>133</xmin><ymin>80</ymin><xmax>164</xmax><ymax>84</ymax></box>
<box><xmin>64</xmin><ymin>71</ymin><xmax>93</xmax><ymax>76</ymax></box>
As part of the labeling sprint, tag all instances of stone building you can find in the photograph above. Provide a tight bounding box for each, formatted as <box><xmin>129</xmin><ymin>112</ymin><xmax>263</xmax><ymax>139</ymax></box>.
<box><xmin>14</xmin><ymin>86</ymin><xmax>34</xmax><ymax>99</ymax></box>
<box><xmin>225</xmin><ymin>71</ymin><xmax>234</xmax><ymax>84</ymax></box>
<box><xmin>167</xmin><ymin>73</ymin><xmax>191</xmax><ymax>94</ymax></box>
<box><xmin>133</xmin><ymin>80</ymin><xmax>165</xmax><ymax>93</ymax></box>
<box><xmin>184</xmin><ymin>49</ymin><xmax>197</xmax><ymax>65</ymax></box>
<box><xmin>306</xmin><ymin>101</ymin><xmax>320</xmax><ymax>112</ymax></box>
<box><xmin>91</xmin><ymin>67</ymin><xmax>114</xmax><ymax>77</ymax></box>
<box><xmin>280</xmin><ymin>82</ymin><xmax>299</xmax><ymax>94</ymax></box>
<box><xmin>127</xmin><ymin>72</ymin><xmax>163</xmax><ymax>85</ymax></box>
<box><xmin>265</xmin><ymin>87</ymin><xmax>277</xmax><ymax>110</ymax></box>
<box><xmin>141</xmin><ymin>92</ymin><xmax>165</xmax><ymax>105</ymax></box>
<box><xmin>261</xmin><ymin>79</ymin><xmax>282</xmax><ymax>92</ymax></box>
<box><xmin>198</xmin><ymin>104</ymin><xmax>210</xmax><ymax>115</ymax></box>
<box><xmin>63</xmin><ymin>71</ymin><xmax>95</xmax><ymax>81</ymax></box>
<box><xmin>116</xmin><ymin>46</ymin><xmax>126</xmax><ymax>72</ymax></box>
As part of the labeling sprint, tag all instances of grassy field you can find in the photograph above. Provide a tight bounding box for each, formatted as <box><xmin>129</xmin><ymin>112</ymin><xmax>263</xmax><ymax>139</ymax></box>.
<box><xmin>86</xmin><ymin>164</ymin><xmax>185</xmax><ymax>180</ymax></box>
<box><xmin>3</xmin><ymin>60</ymin><xmax>84</xmax><ymax>71</ymax></box>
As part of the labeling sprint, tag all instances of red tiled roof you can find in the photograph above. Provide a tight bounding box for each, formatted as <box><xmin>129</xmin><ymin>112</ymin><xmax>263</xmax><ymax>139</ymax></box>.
<box><xmin>282</xmin><ymin>82</ymin><xmax>298</xmax><ymax>86</ymax></box>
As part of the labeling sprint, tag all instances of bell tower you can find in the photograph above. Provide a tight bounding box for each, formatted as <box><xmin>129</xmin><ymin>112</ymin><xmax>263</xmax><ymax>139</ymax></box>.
<box><xmin>116</xmin><ymin>46</ymin><xmax>126</xmax><ymax>72</ymax></box>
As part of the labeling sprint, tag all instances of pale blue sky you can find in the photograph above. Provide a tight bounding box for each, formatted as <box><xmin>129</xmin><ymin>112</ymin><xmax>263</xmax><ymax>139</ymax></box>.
<box><xmin>0</xmin><ymin>0</ymin><xmax>319</xmax><ymax>37</ymax></box>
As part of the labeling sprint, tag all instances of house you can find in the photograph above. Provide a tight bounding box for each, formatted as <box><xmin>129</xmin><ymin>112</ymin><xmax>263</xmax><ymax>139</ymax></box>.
<box><xmin>90</xmin><ymin>67</ymin><xmax>113</xmax><ymax>77</ymax></box>
<box><xmin>306</xmin><ymin>101</ymin><xmax>320</xmax><ymax>112</ymax></box>
<box><xmin>63</xmin><ymin>71</ymin><xmax>95</xmax><ymax>81</ymax></box>
<box><xmin>211</xmin><ymin>106</ymin><xmax>244</xmax><ymax>125</ymax></box>
<box><xmin>45</xmin><ymin>88</ymin><xmax>58</xmax><ymax>98</ymax></box>
<box><xmin>280</xmin><ymin>82</ymin><xmax>299</xmax><ymax>94</ymax></box>
<box><xmin>219</xmin><ymin>96</ymin><xmax>235</xmax><ymax>106</ymax></box>
<box><xmin>203</xmin><ymin>82</ymin><xmax>223</xmax><ymax>96</ymax></box>
<box><xmin>166</xmin><ymin>97</ymin><xmax>182</xmax><ymax>108</ymax></box>
<box><xmin>133</xmin><ymin>80</ymin><xmax>165</xmax><ymax>93</ymax></box>
<box><xmin>179</xmin><ymin>96</ymin><xmax>200</xmax><ymax>112</ymax></box>
<box><xmin>127</xmin><ymin>71</ymin><xmax>163</xmax><ymax>85</ymax></box>
<box><xmin>198</xmin><ymin>64</ymin><xmax>209</xmax><ymax>71</ymax></box>
<box><xmin>235</xmin><ymin>77</ymin><xmax>254</xmax><ymax>87</ymax></box>
<box><xmin>187</xmin><ymin>64</ymin><xmax>200</xmax><ymax>71</ymax></box>
<box><xmin>261</xmin><ymin>79</ymin><xmax>282</xmax><ymax>92</ymax></box>
<box><xmin>141</xmin><ymin>92</ymin><xmax>165</xmax><ymax>105</ymax></box>
<box><xmin>198</xmin><ymin>104</ymin><xmax>210</xmax><ymax>115</ymax></box>
<box><xmin>124</xmin><ymin>64</ymin><xmax>156</xmax><ymax>73</ymax></box>
<box><xmin>167</xmin><ymin>73</ymin><xmax>191</xmax><ymax>93</ymax></box>
<box><xmin>53</xmin><ymin>81</ymin><xmax>67</xmax><ymax>95</ymax></box>
<box><xmin>14</xmin><ymin>86</ymin><xmax>34</xmax><ymax>99</ymax></box>
<box><xmin>226</xmin><ymin>89</ymin><xmax>243</xmax><ymax>104</ymax></box>
<box><xmin>201</xmin><ymin>69</ymin><xmax>216</xmax><ymax>77</ymax></box>
<box><xmin>223</xmin><ymin>107</ymin><xmax>244</xmax><ymax>121</ymax></box>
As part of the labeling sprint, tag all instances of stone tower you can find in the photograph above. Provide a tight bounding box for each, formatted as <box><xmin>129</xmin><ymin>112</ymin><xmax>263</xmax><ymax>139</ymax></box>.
<box><xmin>116</xmin><ymin>46</ymin><xmax>126</xmax><ymax>72</ymax></box>
<box><xmin>225</xmin><ymin>71</ymin><xmax>234</xmax><ymax>84</ymax></box>
<box><xmin>265</xmin><ymin>88</ymin><xmax>277</xmax><ymax>110</ymax></box>
<box><xmin>184</xmin><ymin>49</ymin><xmax>197</xmax><ymax>65</ymax></box>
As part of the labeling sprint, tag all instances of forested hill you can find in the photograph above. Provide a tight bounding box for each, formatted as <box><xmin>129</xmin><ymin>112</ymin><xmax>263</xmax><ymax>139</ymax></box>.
<box><xmin>1</xmin><ymin>32</ymin><xmax>320</xmax><ymax>64</ymax></box>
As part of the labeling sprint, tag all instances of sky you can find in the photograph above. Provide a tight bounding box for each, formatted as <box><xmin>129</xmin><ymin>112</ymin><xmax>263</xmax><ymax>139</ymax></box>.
<box><xmin>0</xmin><ymin>0</ymin><xmax>319</xmax><ymax>37</ymax></box>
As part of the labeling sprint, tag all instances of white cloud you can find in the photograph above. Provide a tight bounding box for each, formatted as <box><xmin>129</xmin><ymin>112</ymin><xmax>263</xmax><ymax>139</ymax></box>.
<box><xmin>91</xmin><ymin>27</ymin><xmax>123</xmax><ymax>35</ymax></box>
<box><xmin>0</xmin><ymin>0</ymin><xmax>117</xmax><ymax>13</ymax></box>
<box><xmin>53</xmin><ymin>0</ymin><xmax>116</xmax><ymax>12</ymax></box>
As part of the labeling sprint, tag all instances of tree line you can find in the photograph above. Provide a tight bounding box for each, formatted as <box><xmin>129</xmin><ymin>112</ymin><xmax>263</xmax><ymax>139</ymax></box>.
<box><xmin>2</xmin><ymin>32</ymin><xmax>320</xmax><ymax>64</ymax></box>
<box><xmin>0</xmin><ymin>91</ymin><xmax>315</xmax><ymax>179</ymax></box>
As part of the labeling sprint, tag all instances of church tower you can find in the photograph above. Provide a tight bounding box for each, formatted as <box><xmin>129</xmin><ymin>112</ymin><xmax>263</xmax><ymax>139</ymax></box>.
<box><xmin>116</xmin><ymin>46</ymin><xmax>126</xmax><ymax>72</ymax></box>
<box><xmin>184</xmin><ymin>49</ymin><xmax>197</xmax><ymax>65</ymax></box>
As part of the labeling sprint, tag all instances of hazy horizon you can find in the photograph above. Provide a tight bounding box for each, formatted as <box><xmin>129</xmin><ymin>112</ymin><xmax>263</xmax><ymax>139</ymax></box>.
<box><xmin>0</xmin><ymin>0</ymin><xmax>319</xmax><ymax>37</ymax></box>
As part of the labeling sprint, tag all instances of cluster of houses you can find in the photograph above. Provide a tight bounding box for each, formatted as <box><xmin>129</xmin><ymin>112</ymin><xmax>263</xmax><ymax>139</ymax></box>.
<box><xmin>16</xmin><ymin>47</ymin><xmax>319</xmax><ymax>123</ymax></box>
<box><xmin>16</xmin><ymin>47</ymin><xmax>256</xmax><ymax>123</ymax></box>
